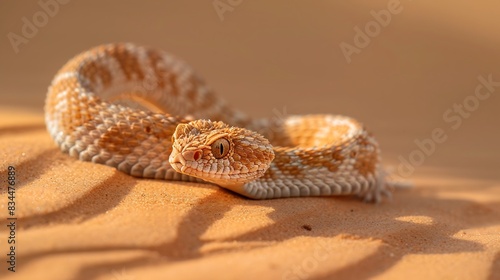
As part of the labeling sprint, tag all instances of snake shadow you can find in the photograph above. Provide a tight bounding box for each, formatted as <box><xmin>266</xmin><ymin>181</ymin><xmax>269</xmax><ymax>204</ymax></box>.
<box><xmin>13</xmin><ymin>179</ymin><xmax>500</xmax><ymax>280</ymax></box>
<box><xmin>0</xmin><ymin>148</ymin><xmax>63</xmax><ymax>194</ymax></box>
<box><xmin>78</xmin><ymin>188</ymin><xmax>500</xmax><ymax>279</ymax></box>
<box><xmin>17</xmin><ymin>171</ymin><xmax>138</xmax><ymax>229</ymax></box>
<box><xmin>14</xmin><ymin>186</ymin><xmax>236</xmax><ymax>279</ymax></box>
<box><xmin>229</xmin><ymin>191</ymin><xmax>499</xmax><ymax>279</ymax></box>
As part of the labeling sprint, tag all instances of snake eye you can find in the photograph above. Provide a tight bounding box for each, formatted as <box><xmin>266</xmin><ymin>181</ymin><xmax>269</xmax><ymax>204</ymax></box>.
<box><xmin>211</xmin><ymin>138</ymin><xmax>230</xmax><ymax>159</ymax></box>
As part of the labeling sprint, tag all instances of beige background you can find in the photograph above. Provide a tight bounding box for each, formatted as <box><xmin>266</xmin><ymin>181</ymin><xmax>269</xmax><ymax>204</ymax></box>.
<box><xmin>0</xmin><ymin>1</ymin><xmax>499</xmax><ymax>279</ymax></box>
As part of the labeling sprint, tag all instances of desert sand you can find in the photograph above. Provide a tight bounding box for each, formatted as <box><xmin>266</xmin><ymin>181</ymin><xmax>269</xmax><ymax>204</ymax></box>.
<box><xmin>1</xmin><ymin>1</ymin><xmax>499</xmax><ymax>280</ymax></box>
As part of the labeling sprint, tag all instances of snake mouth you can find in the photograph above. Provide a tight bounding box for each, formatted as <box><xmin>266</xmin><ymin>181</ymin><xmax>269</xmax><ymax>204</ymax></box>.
<box><xmin>169</xmin><ymin>156</ymin><xmax>235</xmax><ymax>180</ymax></box>
<box><xmin>169</xmin><ymin>161</ymin><xmax>184</xmax><ymax>173</ymax></box>
<box><xmin>169</xmin><ymin>152</ymin><xmax>190</xmax><ymax>174</ymax></box>
<box><xmin>169</xmin><ymin>161</ymin><xmax>220</xmax><ymax>183</ymax></box>
<box><xmin>170</xmin><ymin>161</ymin><xmax>266</xmax><ymax>187</ymax></box>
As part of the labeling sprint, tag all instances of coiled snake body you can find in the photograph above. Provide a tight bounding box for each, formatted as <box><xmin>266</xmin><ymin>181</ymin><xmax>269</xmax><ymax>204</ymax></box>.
<box><xmin>45</xmin><ymin>43</ymin><xmax>400</xmax><ymax>201</ymax></box>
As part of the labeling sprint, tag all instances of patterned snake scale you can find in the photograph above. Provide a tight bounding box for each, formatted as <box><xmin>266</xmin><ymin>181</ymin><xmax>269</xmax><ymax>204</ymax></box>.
<box><xmin>45</xmin><ymin>43</ymin><xmax>406</xmax><ymax>201</ymax></box>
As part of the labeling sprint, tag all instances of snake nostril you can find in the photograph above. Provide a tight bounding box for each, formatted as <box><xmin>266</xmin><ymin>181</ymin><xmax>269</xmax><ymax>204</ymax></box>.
<box><xmin>193</xmin><ymin>151</ymin><xmax>201</xmax><ymax>161</ymax></box>
<box><xmin>181</xmin><ymin>150</ymin><xmax>202</xmax><ymax>162</ymax></box>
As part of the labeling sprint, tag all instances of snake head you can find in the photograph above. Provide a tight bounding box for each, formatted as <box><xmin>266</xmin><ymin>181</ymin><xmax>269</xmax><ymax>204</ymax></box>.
<box><xmin>169</xmin><ymin>120</ymin><xmax>275</xmax><ymax>188</ymax></box>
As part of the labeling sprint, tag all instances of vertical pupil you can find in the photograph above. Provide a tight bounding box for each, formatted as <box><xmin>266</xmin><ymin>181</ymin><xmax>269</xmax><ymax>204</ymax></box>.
<box><xmin>219</xmin><ymin>143</ymin><xmax>224</xmax><ymax>155</ymax></box>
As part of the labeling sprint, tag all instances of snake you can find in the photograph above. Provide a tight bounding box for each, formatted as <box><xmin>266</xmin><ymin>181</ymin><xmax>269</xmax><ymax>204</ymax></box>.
<box><xmin>45</xmin><ymin>43</ymin><xmax>404</xmax><ymax>201</ymax></box>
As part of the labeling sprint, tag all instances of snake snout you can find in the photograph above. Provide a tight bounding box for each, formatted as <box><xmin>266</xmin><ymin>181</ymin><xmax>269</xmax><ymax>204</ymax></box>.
<box><xmin>169</xmin><ymin>148</ymin><xmax>202</xmax><ymax>166</ymax></box>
